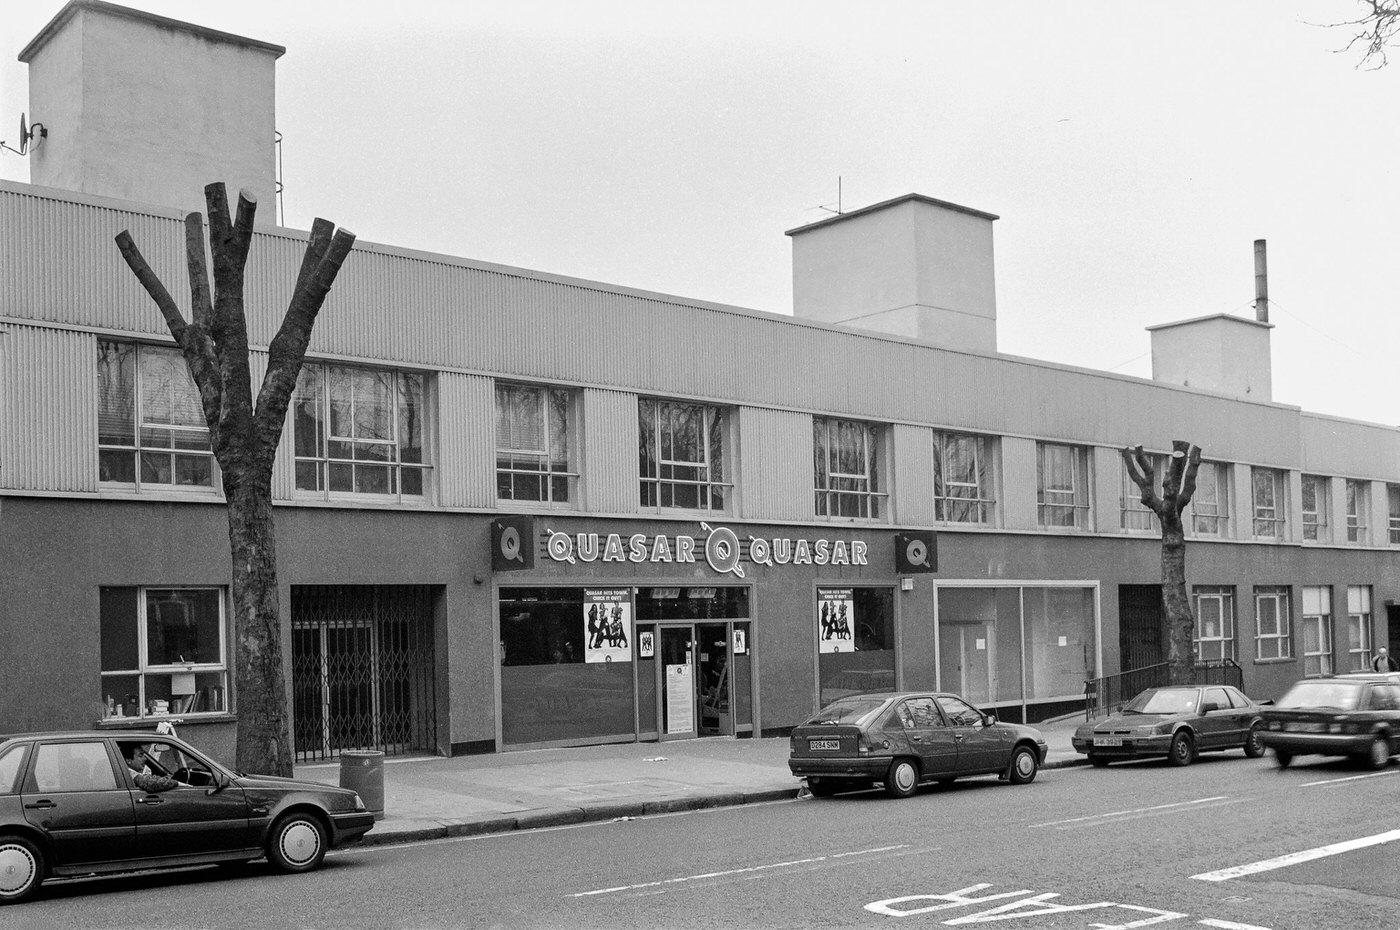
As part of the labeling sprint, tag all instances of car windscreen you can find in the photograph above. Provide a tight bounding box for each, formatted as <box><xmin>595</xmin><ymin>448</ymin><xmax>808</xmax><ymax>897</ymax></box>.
<box><xmin>1123</xmin><ymin>688</ymin><xmax>1199</xmax><ymax>715</ymax></box>
<box><xmin>1276</xmin><ymin>681</ymin><xmax>1362</xmax><ymax>711</ymax></box>
<box><xmin>802</xmin><ymin>697</ymin><xmax>888</xmax><ymax>726</ymax></box>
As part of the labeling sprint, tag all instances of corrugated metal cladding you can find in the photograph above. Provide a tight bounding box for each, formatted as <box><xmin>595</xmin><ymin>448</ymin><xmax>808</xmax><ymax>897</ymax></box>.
<box><xmin>0</xmin><ymin>325</ymin><xmax>98</xmax><ymax>492</ymax></box>
<box><xmin>581</xmin><ymin>388</ymin><xmax>641</xmax><ymax>515</ymax></box>
<box><xmin>736</xmin><ymin>407</ymin><xmax>812</xmax><ymax>522</ymax></box>
<box><xmin>436</xmin><ymin>372</ymin><xmax>496</xmax><ymax>509</ymax></box>
<box><xmin>891</xmin><ymin>423</ymin><xmax>935</xmax><ymax>525</ymax></box>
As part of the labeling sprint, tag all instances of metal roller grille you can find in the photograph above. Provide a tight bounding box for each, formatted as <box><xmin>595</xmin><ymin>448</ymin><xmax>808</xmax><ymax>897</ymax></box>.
<box><xmin>291</xmin><ymin>585</ymin><xmax>438</xmax><ymax>762</ymax></box>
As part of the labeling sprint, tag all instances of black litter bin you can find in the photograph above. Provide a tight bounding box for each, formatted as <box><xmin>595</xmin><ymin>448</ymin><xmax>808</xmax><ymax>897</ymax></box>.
<box><xmin>338</xmin><ymin>750</ymin><xmax>385</xmax><ymax>820</ymax></box>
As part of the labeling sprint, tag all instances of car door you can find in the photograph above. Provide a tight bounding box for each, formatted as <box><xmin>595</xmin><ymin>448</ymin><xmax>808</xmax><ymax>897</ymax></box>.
<box><xmin>118</xmin><ymin>739</ymin><xmax>253</xmax><ymax>859</ymax></box>
<box><xmin>1196</xmin><ymin>687</ymin><xmax>1239</xmax><ymax>750</ymax></box>
<box><xmin>22</xmin><ymin>739</ymin><xmax>136</xmax><ymax>867</ymax></box>
<box><xmin>936</xmin><ymin>695</ymin><xmax>1005</xmax><ymax>773</ymax></box>
<box><xmin>895</xmin><ymin>697</ymin><xmax>958</xmax><ymax>777</ymax></box>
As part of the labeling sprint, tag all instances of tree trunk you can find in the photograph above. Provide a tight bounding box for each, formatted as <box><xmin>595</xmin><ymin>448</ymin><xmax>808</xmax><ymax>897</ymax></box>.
<box><xmin>1159</xmin><ymin>512</ymin><xmax>1196</xmax><ymax>685</ymax></box>
<box><xmin>225</xmin><ymin>468</ymin><xmax>292</xmax><ymax>777</ymax></box>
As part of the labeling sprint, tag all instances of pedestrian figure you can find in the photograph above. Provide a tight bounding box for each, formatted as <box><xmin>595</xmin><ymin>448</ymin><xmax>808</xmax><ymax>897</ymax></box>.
<box><xmin>1374</xmin><ymin>647</ymin><xmax>1398</xmax><ymax>672</ymax></box>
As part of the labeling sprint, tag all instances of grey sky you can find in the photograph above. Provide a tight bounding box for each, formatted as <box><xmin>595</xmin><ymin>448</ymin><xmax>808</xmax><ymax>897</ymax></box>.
<box><xmin>3</xmin><ymin>0</ymin><xmax>1396</xmax><ymax>425</ymax></box>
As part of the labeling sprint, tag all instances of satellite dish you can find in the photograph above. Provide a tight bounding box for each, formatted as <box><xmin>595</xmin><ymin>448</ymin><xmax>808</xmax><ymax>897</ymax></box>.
<box><xmin>3</xmin><ymin>113</ymin><xmax>46</xmax><ymax>156</ymax></box>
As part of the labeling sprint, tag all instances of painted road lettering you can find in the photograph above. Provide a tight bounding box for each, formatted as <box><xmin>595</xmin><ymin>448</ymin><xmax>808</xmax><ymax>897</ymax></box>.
<box><xmin>865</xmin><ymin>883</ymin><xmax>1270</xmax><ymax>929</ymax></box>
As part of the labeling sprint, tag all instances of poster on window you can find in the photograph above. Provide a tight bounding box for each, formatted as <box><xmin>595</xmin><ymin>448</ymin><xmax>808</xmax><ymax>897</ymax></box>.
<box><xmin>584</xmin><ymin>589</ymin><xmax>631</xmax><ymax>663</ymax></box>
<box><xmin>818</xmin><ymin>589</ymin><xmax>856</xmax><ymax>653</ymax></box>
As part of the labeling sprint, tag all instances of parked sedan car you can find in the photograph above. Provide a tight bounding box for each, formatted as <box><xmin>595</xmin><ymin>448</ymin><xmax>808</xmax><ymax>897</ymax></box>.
<box><xmin>1260</xmin><ymin>674</ymin><xmax>1400</xmax><ymax>769</ymax></box>
<box><xmin>787</xmin><ymin>691</ymin><xmax>1047</xmax><ymax>799</ymax></box>
<box><xmin>0</xmin><ymin>730</ymin><xmax>375</xmax><ymax>904</ymax></box>
<box><xmin>1071</xmin><ymin>685</ymin><xmax>1266</xmax><ymax>767</ymax></box>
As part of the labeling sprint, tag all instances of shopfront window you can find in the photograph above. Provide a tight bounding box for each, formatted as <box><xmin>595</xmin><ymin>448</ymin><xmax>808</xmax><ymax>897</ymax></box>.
<box><xmin>100</xmin><ymin>587</ymin><xmax>228</xmax><ymax>720</ymax></box>
<box><xmin>816</xmin><ymin>587</ymin><xmax>895</xmax><ymax>707</ymax></box>
<box><xmin>937</xmin><ymin>585</ymin><xmax>1097</xmax><ymax>722</ymax></box>
<box><xmin>499</xmin><ymin>588</ymin><xmax>635</xmax><ymax>746</ymax></box>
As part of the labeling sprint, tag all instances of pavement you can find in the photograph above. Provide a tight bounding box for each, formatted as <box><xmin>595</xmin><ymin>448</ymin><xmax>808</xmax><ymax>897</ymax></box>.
<box><xmin>294</xmin><ymin>715</ymin><xmax>1089</xmax><ymax>848</ymax></box>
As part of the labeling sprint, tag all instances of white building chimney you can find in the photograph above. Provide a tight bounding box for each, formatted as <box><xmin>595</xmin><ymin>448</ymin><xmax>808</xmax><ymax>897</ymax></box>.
<box><xmin>19</xmin><ymin>0</ymin><xmax>284</xmax><ymax>218</ymax></box>
<box><xmin>786</xmin><ymin>194</ymin><xmax>999</xmax><ymax>353</ymax></box>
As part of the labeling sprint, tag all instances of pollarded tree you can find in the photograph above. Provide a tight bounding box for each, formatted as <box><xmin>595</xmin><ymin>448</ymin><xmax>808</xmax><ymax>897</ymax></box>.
<box><xmin>115</xmin><ymin>183</ymin><xmax>354</xmax><ymax>777</ymax></box>
<box><xmin>1122</xmin><ymin>440</ymin><xmax>1203</xmax><ymax>686</ymax></box>
<box><xmin>1337</xmin><ymin>0</ymin><xmax>1400</xmax><ymax>67</ymax></box>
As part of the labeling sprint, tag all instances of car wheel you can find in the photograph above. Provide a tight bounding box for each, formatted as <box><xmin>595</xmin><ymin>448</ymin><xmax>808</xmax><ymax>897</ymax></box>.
<box><xmin>267</xmin><ymin>812</ymin><xmax>327</xmax><ymax>874</ymax></box>
<box><xmin>0</xmin><ymin>835</ymin><xmax>44</xmax><ymax>905</ymax></box>
<box><xmin>1274</xmin><ymin>748</ymin><xmax>1293</xmax><ymax>768</ymax></box>
<box><xmin>884</xmin><ymin>758</ymin><xmax>919</xmax><ymax>799</ymax></box>
<box><xmin>1366</xmin><ymin>735</ymin><xmax>1390</xmax><ymax>770</ymax></box>
<box><xmin>1244</xmin><ymin>722</ymin><xmax>1266</xmax><ymax>759</ymax></box>
<box><xmin>1088</xmin><ymin>754</ymin><xmax>1111</xmax><ymax>768</ymax></box>
<box><xmin>1008</xmin><ymin>745</ymin><xmax>1039</xmax><ymax>785</ymax></box>
<box><xmin>1168</xmin><ymin>731</ymin><xmax>1195</xmax><ymax>766</ymax></box>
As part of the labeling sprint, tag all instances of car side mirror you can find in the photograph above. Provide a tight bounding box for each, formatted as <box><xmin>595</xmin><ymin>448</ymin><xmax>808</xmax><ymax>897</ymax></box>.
<box><xmin>206</xmin><ymin>772</ymin><xmax>229</xmax><ymax>795</ymax></box>
<box><xmin>983</xmin><ymin>713</ymin><xmax>997</xmax><ymax>726</ymax></box>
<box><xmin>1201</xmin><ymin>702</ymin><xmax>1221</xmax><ymax>714</ymax></box>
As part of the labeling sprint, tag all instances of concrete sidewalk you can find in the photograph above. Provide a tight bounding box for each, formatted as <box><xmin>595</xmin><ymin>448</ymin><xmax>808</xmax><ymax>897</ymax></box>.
<box><xmin>294</xmin><ymin>716</ymin><xmax>1089</xmax><ymax>848</ymax></box>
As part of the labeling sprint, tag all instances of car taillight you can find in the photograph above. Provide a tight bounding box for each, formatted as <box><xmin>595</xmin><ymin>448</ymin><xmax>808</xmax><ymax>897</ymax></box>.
<box><xmin>857</xmin><ymin>733</ymin><xmax>872</xmax><ymax>755</ymax></box>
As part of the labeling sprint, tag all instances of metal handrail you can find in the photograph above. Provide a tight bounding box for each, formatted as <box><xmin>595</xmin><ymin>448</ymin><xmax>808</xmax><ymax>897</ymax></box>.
<box><xmin>1083</xmin><ymin>658</ymin><xmax>1244</xmax><ymax>720</ymax></box>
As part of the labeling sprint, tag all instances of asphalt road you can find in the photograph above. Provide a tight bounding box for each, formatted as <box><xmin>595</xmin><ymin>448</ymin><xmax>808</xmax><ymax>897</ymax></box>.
<box><xmin>5</xmin><ymin>751</ymin><xmax>1399</xmax><ymax>930</ymax></box>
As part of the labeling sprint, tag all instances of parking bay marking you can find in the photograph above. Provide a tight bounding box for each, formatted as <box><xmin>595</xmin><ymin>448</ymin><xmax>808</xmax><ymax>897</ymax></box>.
<box><xmin>1297</xmin><ymin>768</ymin><xmax>1398</xmax><ymax>788</ymax></box>
<box><xmin>1030</xmin><ymin>796</ymin><xmax>1230</xmax><ymax>829</ymax></box>
<box><xmin>1191</xmin><ymin>828</ymin><xmax>1400</xmax><ymax>881</ymax></box>
<box><xmin>569</xmin><ymin>844</ymin><xmax>912</xmax><ymax>897</ymax></box>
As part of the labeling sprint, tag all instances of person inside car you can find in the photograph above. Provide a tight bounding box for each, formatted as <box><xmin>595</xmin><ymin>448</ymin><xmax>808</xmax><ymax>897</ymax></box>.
<box><xmin>125</xmin><ymin>744</ymin><xmax>178</xmax><ymax>793</ymax></box>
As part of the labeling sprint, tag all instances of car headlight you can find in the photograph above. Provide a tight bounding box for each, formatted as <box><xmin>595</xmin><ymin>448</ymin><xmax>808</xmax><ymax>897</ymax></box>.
<box><xmin>1135</xmin><ymin>725</ymin><xmax>1168</xmax><ymax>736</ymax></box>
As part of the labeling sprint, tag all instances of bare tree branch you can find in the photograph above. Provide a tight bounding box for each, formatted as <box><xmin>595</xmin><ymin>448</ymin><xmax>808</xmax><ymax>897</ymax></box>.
<box><xmin>184</xmin><ymin>212</ymin><xmax>213</xmax><ymax>331</ymax></box>
<box><xmin>1323</xmin><ymin>0</ymin><xmax>1400</xmax><ymax>68</ymax></box>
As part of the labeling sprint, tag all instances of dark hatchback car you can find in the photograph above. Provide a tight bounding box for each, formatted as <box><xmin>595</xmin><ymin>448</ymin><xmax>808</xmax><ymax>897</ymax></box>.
<box><xmin>0</xmin><ymin>730</ymin><xmax>375</xmax><ymax>904</ymax></box>
<box><xmin>1260</xmin><ymin>674</ymin><xmax>1400</xmax><ymax>769</ymax></box>
<box><xmin>787</xmin><ymin>691</ymin><xmax>1047</xmax><ymax>798</ymax></box>
<box><xmin>1071</xmin><ymin>685</ymin><xmax>1266</xmax><ymax>767</ymax></box>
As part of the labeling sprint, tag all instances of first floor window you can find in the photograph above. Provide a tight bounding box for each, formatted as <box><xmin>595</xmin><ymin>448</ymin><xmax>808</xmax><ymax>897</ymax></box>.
<box><xmin>1346</xmin><ymin>479</ymin><xmax>1369</xmax><ymax>544</ymax></box>
<box><xmin>100</xmin><ymin>587</ymin><xmax>228</xmax><ymax>720</ymax></box>
<box><xmin>1347</xmin><ymin>585</ymin><xmax>1373</xmax><ymax>671</ymax></box>
<box><xmin>97</xmin><ymin>340</ymin><xmax>215</xmax><ymax>490</ymax></box>
<box><xmin>1121</xmin><ymin>451</ymin><xmax>1166</xmax><ymax>532</ymax></box>
<box><xmin>1301</xmin><ymin>586</ymin><xmax>1333</xmax><ymax>677</ymax></box>
<box><xmin>293</xmin><ymin>362</ymin><xmax>429</xmax><ymax>500</ymax></box>
<box><xmin>1193</xmin><ymin>586</ymin><xmax>1237</xmax><ymax>663</ymax></box>
<box><xmin>638</xmin><ymin>398</ymin><xmax>730</xmax><ymax>512</ymax></box>
<box><xmin>1254</xmin><ymin>586</ymin><xmax>1292</xmax><ymax>660</ymax></box>
<box><xmin>934</xmin><ymin>431</ymin><xmax>995</xmax><ymax>524</ymax></box>
<box><xmin>1389</xmin><ymin>485</ymin><xmax>1400</xmax><ymax>545</ymax></box>
<box><xmin>1301</xmin><ymin>474</ymin><xmax>1328</xmax><ymax>542</ymax></box>
<box><xmin>496</xmin><ymin>382</ymin><xmax>575</xmax><ymax>504</ymax></box>
<box><xmin>1037</xmin><ymin>443</ymin><xmax>1090</xmax><ymax>529</ymax></box>
<box><xmin>1191</xmin><ymin>462</ymin><xmax>1230</xmax><ymax>537</ymax></box>
<box><xmin>1252</xmin><ymin>468</ymin><xmax>1286</xmax><ymax>539</ymax></box>
<box><xmin>813</xmin><ymin>417</ymin><xmax>884</xmax><ymax>520</ymax></box>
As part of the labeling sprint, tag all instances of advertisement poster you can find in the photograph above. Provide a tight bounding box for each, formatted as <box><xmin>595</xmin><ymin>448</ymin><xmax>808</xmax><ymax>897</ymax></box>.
<box><xmin>638</xmin><ymin>630</ymin><xmax>655</xmax><ymax>658</ymax></box>
<box><xmin>818</xmin><ymin>589</ymin><xmax>856</xmax><ymax>654</ymax></box>
<box><xmin>584</xmin><ymin>589</ymin><xmax>631</xmax><ymax>663</ymax></box>
<box><xmin>666</xmin><ymin>663</ymin><xmax>695</xmax><ymax>734</ymax></box>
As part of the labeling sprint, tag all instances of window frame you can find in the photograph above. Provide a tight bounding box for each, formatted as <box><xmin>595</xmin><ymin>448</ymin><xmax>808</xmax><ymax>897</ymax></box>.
<box><xmin>1036</xmin><ymin>442</ymin><xmax>1091</xmax><ymax>530</ymax></box>
<box><xmin>292</xmin><ymin>361</ymin><xmax>430</xmax><ymax>503</ymax></box>
<box><xmin>1254</xmin><ymin>585</ymin><xmax>1293</xmax><ymax>661</ymax></box>
<box><xmin>1301</xmin><ymin>585</ymin><xmax>1333</xmax><ymax>678</ymax></box>
<box><xmin>812</xmin><ymin>416</ymin><xmax>887</xmax><ymax>521</ymax></box>
<box><xmin>97</xmin><ymin>340</ymin><xmax>219</xmax><ymax>494</ymax></box>
<box><xmin>1192</xmin><ymin>586</ymin><xmax>1237</xmax><ymax>664</ymax></box>
<box><xmin>494</xmin><ymin>381</ymin><xmax>578</xmax><ymax>506</ymax></box>
<box><xmin>1300</xmin><ymin>474</ymin><xmax>1328</xmax><ymax>543</ymax></box>
<box><xmin>1190</xmin><ymin>461</ymin><xmax>1230</xmax><ymax>537</ymax></box>
<box><xmin>1251</xmin><ymin>468</ymin><xmax>1286</xmax><ymax>540</ymax></box>
<box><xmin>1388</xmin><ymin>485</ymin><xmax>1400</xmax><ymax>546</ymax></box>
<box><xmin>932</xmin><ymin>431</ymin><xmax>996</xmax><ymax>525</ymax></box>
<box><xmin>1120</xmin><ymin>451</ymin><xmax>1166</xmax><ymax>533</ymax></box>
<box><xmin>100</xmin><ymin>586</ymin><xmax>229</xmax><ymax>722</ymax></box>
<box><xmin>1347</xmin><ymin>585</ymin><xmax>1373</xmax><ymax>672</ymax></box>
<box><xmin>1345</xmin><ymin>479</ymin><xmax>1369</xmax><ymax>544</ymax></box>
<box><xmin>638</xmin><ymin>398</ymin><xmax>732</xmax><ymax>513</ymax></box>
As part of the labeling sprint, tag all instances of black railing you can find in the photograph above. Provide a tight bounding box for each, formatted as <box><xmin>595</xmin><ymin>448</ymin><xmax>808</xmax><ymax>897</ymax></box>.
<box><xmin>1083</xmin><ymin>659</ymin><xmax>1244</xmax><ymax>720</ymax></box>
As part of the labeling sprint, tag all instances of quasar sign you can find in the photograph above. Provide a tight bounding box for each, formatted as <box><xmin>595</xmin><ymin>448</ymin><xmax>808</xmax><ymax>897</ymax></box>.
<box><xmin>544</xmin><ymin>522</ymin><xmax>869</xmax><ymax>579</ymax></box>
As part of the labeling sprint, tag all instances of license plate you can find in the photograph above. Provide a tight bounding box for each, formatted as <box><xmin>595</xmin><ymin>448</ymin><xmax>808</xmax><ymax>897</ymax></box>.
<box><xmin>1093</xmin><ymin>737</ymin><xmax>1123</xmax><ymax>747</ymax></box>
<box><xmin>1289</xmin><ymin>722</ymin><xmax>1326</xmax><ymax>733</ymax></box>
<box><xmin>809</xmin><ymin>739</ymin><xmax>841</xmax><ymax>751</ymax></box>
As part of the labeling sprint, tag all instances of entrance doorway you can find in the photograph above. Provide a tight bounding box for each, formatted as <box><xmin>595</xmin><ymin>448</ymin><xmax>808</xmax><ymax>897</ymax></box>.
<box><xmin>655</xmin><ymin>620</ymin><xmax>751</xmax><ymax>739</ymax></box>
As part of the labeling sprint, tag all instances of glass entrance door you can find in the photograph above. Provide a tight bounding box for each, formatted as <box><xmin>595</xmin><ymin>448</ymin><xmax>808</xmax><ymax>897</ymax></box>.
<box><xmin>659</xmin><ymin>626</ymin><xmax>697</xmax><ymax>740</ymax></box>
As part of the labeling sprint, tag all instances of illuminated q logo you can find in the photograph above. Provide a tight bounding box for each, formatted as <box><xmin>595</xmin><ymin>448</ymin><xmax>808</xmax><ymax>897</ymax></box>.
<box><xmin>701</xmin><ymin>523</ymin><xmax>744</xmax><ymax>578</ymax></box>
<box><xmin>499</xmin><ymin>526</ymin><xmax>522</xmax><ymax>563</ymax></box>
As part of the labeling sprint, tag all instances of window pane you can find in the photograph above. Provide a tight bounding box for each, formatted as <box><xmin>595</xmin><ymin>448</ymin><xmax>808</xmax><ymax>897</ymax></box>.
<box><xmin>145</xmin><ymin>589</ymin><xmax>222</xmax><ymax>666</ymax></box>
<box><xmin>97</xmin><ymin>341</ymin><xmax>136</xmax><ymax>446</ymax></box>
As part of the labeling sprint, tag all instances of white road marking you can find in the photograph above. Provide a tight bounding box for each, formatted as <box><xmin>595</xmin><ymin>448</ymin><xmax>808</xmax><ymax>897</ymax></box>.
<box><xmin>1191</xmin><ymin>828</ymin><xmax>1400</xmax><ymax>881</ymax></box>
<box><xmin>1199</xmin><ymin>920</ymin><xmax>1272</xmax><ymax>930</ymax></box>
<box><xmin>1298</xmin><ymin>769</ymin><xmax>1398</xmax><ymax>788</ymax></box>
<box><xmin>569</xmin><ymin>844</ymin><xmax>911</xmax><ymax>897</ymax></box>
<box><xmin>1031</xmin><ymin>797</ymin><xmax>1229</xmax><ymax>828</ymax></box>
